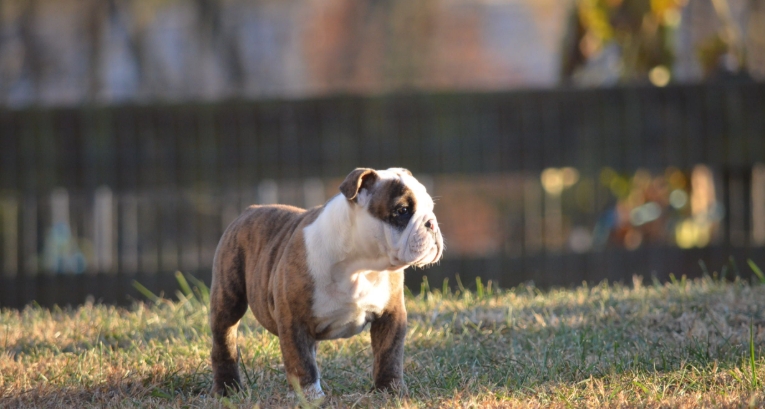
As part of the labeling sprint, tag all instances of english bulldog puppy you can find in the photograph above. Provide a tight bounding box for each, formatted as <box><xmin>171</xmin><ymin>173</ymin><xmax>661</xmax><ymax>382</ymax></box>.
<box><xmin>209</xmin><ymin>168</ymin><xmax>444</xmax><ymax>398</ymax></box>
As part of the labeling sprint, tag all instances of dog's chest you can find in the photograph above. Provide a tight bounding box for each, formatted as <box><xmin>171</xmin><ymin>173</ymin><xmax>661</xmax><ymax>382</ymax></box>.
<box><xmin>312</xmin><ymin>270</ymin><xmax>391</xmax><ymax>340</ymax></box>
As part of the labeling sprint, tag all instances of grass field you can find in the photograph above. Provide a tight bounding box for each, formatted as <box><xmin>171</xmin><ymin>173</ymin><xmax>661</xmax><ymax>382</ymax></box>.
<box><xmin>2</xmin><ymin>271</ymin><xmax>765</xmax><ymax>408</ymax></box>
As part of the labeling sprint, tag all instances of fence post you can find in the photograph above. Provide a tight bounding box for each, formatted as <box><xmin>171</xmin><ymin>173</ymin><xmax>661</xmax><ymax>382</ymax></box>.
<box><xmin>93</xmin><ymin>186</ymin><xmax>115</xmax><ymax>274</ymax></box>
<box><xmin>752</xmin><ymin>164</ymin><xmax>765</xmax><ymax>247</ymax></box>
<box><xmin>1</xmin><ymin>196</ymin><xmax>19</xmax><ymax>277</ymax></box>
<box><xmin>258</xmin><ymin>179</ymin><xmax>278</xmax><ymax>204</ymax></box>
<box><xmin>21</xmin><ymin>195</ymin><xmax>38</xmax><ymax>276</ymax></box>
<box><xmin>121</xmin><ymin>193</ymin><xmax>138</xmax><ymax>274</ymax></box>
<box><xmin>303</xmin><ymin>178</ymin><xmax>325</xmax><ymax>208</ymax></box>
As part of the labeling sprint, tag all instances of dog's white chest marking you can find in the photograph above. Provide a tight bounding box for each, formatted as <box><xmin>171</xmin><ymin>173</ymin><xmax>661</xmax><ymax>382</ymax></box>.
<box><xmin>302</xmin><ymin>171</ymin><xmax>442</xmax><ymax>340</ymax></box>
<box><xmin>312</xmin><ymin>269</ymin><xmax>391</xmax><ymax>339</ymax></box>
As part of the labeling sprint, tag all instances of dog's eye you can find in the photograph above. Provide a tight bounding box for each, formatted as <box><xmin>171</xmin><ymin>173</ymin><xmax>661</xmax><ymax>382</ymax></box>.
<box><xmin>396</xmin><ymin>206</ymin><xmax>410</xmax><ymax>216</ymax></box>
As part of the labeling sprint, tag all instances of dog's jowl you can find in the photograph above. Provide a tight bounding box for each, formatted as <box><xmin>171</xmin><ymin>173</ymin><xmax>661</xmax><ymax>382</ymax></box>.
<box><xmin>209</xmin><ymin>168</ymin><xmax>444</xmax><ymax>398</ymax></box>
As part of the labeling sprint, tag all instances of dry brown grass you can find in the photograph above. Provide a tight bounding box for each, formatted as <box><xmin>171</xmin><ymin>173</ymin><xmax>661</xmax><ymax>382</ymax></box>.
<box><xmin>2</xmin><ymin>274</ymin><xmax>765</xmax><ymax>408</ymax></box>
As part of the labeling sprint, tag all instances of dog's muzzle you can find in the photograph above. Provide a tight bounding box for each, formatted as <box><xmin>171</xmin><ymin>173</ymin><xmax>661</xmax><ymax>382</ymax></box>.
<box><xmin>411</xmin><ymin>218</ymin><xmax>443</xmax><ymax>268</ymax></box>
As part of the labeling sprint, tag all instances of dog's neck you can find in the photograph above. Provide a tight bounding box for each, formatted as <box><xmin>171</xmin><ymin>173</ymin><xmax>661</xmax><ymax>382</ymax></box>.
<box><xmin>304</xmin><ymin>194</ymin><xmax>398</xmax><ymax>280</ymax></box>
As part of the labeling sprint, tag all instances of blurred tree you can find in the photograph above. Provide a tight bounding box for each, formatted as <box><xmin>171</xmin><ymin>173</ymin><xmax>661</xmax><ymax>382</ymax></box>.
<box><xmin>560</xmin><ymin>0</ymin><xmax>762</xmax><ymax>85</ymax></box>
<box><xmin>561</xmin><ymin>0</ymin><xmax>686</xmax><ymax>85</ymax></box>
<box><xmin>382</xmin><ymin>0</ymin><xmax>437</xmax><ymax>90</ymax></box>
<box><xmin>18</xmin><ymin>0</ymin><xmax>43</xmax><ymax>100</ymax></box>
<box><xmin>302</xmin><ymin>0</ymin><xmax>436</xmax><ymax>92</ymax></box>
<box><xmin>695</xmin><ymin>0</ymin><xmax>751</xmax><ymax>79</ymax></box>
<box><xmin>85</xmin><ymin>0</ymin><xmax>113</xmax><ymax>100</ymax></box>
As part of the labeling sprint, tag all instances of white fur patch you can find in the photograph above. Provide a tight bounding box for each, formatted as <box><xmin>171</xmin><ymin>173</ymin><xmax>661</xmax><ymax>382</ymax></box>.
<box><xmin>304</xmin><ymin>168</ymin><xmax>442</xmax><ymax>338</ymax></box>
<box><xmin>312</xmin><ymin>268</ymin><xmax>391</xmax><ymax>339</ymax></box>
<box><xmin>377</xmin><ymin>169</ymin><xmax>441</xmax><ymax>267</ymax></box>
<box><xmin>303</xmin><ymin>379</ymin><xmax>324</xmax><ymax>399</ymax></box>
<box><xmin>304</xmin><ymin>194</ymin><xmax>393</xmax><ymax>339</ymax></box>
<box><xmin>288</xmin><ymin>378</ymin><xmax>324</xmax><ymax>401</ymax></box>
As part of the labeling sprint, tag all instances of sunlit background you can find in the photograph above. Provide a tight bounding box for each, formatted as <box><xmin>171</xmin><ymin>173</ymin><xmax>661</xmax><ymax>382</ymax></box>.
<box><xmin>1</xmin><ymin>0</ymin><xmax>764</xmax><ymax>307</ymax></box>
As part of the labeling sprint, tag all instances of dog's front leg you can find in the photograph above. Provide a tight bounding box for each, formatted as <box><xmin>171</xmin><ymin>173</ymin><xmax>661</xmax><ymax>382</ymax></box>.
<box><xmin>278</xmin><ymin>323</ymin><xmax>323</xmax><ymax>398</ymax></box>
<box><xmin>370</xmin><ymin>307</ymin><xmax>408</xmax><ymax>395</ymax></box>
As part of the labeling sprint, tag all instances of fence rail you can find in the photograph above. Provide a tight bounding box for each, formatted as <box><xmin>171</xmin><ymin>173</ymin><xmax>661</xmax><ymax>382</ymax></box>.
<box><xmin>3</xmin><ymin>84</ymin><xmax>765</xmax><ymax>191</ymax></box>
<box><xmin>1</xmin><ymin>83</ymin><xmax>765</xmax><ymax>308</ymax></box>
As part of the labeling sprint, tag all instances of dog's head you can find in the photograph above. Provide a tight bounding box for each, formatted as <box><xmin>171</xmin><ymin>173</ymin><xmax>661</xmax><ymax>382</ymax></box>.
<box><xmin>340</xmin><ymin>167</ymin><xmax>444</xmax><ymax>269</ymax></box>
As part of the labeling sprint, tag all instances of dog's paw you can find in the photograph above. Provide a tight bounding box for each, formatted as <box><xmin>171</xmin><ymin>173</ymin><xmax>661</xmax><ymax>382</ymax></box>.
<box><xmin>288</xmin><ymin>379</ymin><xmax>326</xmax><ymax>402</ymax></box>
<box><xmin>210</xmin><ymin>378</ymin><xmax>242</xmax><ymax>397</ymax></box>
<box><xmin>211</xmin><ymin>381</ymin><xmax>241</xmax><ymax>397</ymax></box>
<box><xmin>303</xmin><ymin>380</ymin><xmax>326</xmax><ymax>400</ymax></box>
<box><xmin>373</xmin><ymin>379</ymin><xmax>408</xmax><ymax>397</ymax></box>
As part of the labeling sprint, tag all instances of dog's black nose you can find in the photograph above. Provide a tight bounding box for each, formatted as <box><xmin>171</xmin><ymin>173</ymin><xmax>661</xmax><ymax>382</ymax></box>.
<box><xmin>425</xmin><ymin>219</ymin><xmax>437</xmax><ymax>231</ymax></box>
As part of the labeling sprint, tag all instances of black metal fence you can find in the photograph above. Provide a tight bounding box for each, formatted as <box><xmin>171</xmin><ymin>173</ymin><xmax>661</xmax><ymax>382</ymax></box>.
<box><xmin>1</xmin><ymin>83</ymin><xmax>764</xmax><ymax>308</ymax></box>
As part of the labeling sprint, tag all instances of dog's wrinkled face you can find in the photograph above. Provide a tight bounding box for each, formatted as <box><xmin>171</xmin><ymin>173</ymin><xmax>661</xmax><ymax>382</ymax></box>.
<box><xmin>340</xmin><ymin>168</ymin><xmax>444</xmax><ymax>269</ymax></box>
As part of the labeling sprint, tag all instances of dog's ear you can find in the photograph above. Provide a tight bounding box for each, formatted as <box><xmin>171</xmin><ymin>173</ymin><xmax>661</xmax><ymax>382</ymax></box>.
<box><xmin>340</xmin><ymin>168</ymin><xmax>379</xmax><ymax>201</ymax></box>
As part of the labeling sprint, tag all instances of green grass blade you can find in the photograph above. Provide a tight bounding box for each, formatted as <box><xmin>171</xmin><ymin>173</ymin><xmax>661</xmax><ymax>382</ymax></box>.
<box><xmin>132</xmin><ymin>280</ymin><xmax>161</xmax><ymax>304</ymax></box>
<box><xmin>698</xmin><ymin>259</ymin><xmax>709</xmax><ymax>277</ymax></box>
<box><xmin>669</xmin><ymin>273</ymin><xmax>678</xmax><ymax>285</ymax></box>
<box><xmin>730</xmin><ymin>256</ymin><xmax>741</xmax><ymax>278</ymax></box>
<box><xmin>455</xmin><ymin>274</ymin><xmax>466</xmax><ymax>294</ymax></box>
<box><xmin>420</xmin><ymin>276</ymin><xmax>430</xmax><ymax>299</ymax></box>
<box><xmin>186</xmin><ymin>274</ymin><xmax>211</xmax><ymax>304</ymax></box>
<box><xmin>747</xmin><ymin>259</ymin><xmax>765</xmax><ymax>284</ymax></box>
<box><xmin>175</xmin><ymin>271</ymin><xmax>194</xmax><ymax>299</ymax></box>
<box><xmin>151</xmin><ymin>388</ymin><xmax>173</xmax><ymax>399</ymax></box>
<box><xmin>632</xmin><ymin>379</ymin><xmax>650</xmax><ymax>395</ymax></box>
<box><xmin>751</xmin><ymin>318</ymin><xmax>759</xmax><ymax>388</ymax></box>
<box><xmin>403</xmin><ymin>285</ymin><xmax>414</xmax><ymax>299</ymax></box>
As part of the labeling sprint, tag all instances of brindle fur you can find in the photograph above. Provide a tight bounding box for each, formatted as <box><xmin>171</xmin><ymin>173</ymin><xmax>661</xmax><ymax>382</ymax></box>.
<box><xmin>210</xmin><ymin>205</ymin><xmax>323</xmax><ymax>395</ymax></box>
<box><xmin>210</xmin><ymin>170</ymin><xmax>415</xmax><ymax>397</ymax></box>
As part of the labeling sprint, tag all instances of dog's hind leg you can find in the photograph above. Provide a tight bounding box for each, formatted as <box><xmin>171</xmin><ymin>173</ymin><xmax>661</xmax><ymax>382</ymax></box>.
<box><xmin>210</xmin><ymin>246</ymin><xmax>248</xmax><ymax>396</ymax></box>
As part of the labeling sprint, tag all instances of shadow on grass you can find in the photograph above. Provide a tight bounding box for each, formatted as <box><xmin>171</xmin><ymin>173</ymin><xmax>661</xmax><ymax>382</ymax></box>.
<box><xmin>394</xmin><ymin>280</ymin><xmax>765</xmax><ymax>405</ymax></box>
<box><xmin>3</xmin><ymin>276</ymin><xmax>765</xmax><ymax>407</ymax></box>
